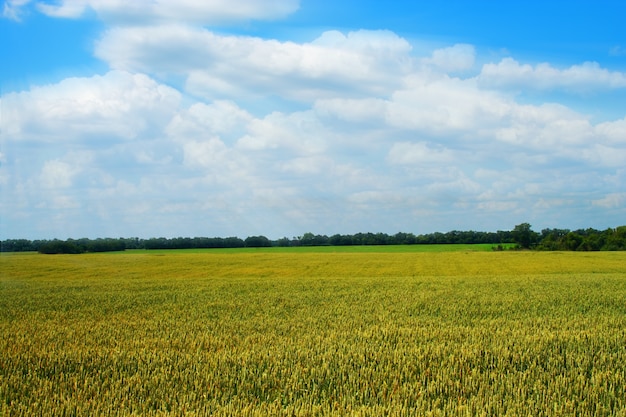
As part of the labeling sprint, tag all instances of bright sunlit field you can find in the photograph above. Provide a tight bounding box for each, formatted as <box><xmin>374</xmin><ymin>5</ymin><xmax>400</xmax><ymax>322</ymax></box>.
<box><xmin>1</xmin><ymin>249</ymin><xmax>625</xmax><ymax>416</ymax></box>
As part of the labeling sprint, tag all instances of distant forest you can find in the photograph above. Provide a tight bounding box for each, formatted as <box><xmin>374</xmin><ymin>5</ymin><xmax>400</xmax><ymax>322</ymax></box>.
<box><xmin>2</xmin><ymin>224</ymin><xmax>626</xmax><ymax>254</ymax></box>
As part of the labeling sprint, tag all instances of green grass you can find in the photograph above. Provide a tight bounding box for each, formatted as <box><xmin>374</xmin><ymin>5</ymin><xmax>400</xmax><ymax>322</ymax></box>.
<box><xmin>1</xmin><ymin>251</ymin><xmax>625</xmax><ymax>416</ymax></box>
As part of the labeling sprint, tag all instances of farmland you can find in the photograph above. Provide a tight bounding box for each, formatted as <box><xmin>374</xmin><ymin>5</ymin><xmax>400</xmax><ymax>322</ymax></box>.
<box><xmin>1</xmin><ymin>249</ymin><xmax>626</xmax><ymax>416</ymax></box>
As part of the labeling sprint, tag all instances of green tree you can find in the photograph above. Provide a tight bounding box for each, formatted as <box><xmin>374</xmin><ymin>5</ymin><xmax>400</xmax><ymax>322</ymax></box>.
<box><xmin>604</xmin><ymin>226</ymin><xmax>626</xmax><ymax>250</ymax></box>
<box><xmin>512</xmin><ymin>223</ymin><xmax>539</xmax><ymax>249</ymax></box>
<box><xmin>300</xmin><ymin>232</ymin><xmax>315</xmax><ymax>246</ymax></box>
<box><xmin>244</xmin><ymin>236</ymin><xmax>271</xmax><ymax>247</ymax></box>
<box><xmin>38</xmin><ymin>239</ymin><xmax>83</xmax><ymax>254</ymax></box>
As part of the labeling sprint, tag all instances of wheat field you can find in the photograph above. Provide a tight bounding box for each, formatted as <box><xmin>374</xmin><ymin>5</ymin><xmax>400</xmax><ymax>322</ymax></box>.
<box><xmin>1</xmin><ymin>249</ymin><xmax>625</xmax><ymax>416</ymax></box>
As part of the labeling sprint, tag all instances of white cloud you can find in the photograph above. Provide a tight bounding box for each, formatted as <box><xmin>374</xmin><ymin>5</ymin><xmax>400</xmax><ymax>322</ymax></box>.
<box><xmin>475</xmin><ymin>200</ymin><xmax>519</xmax><ymax>213</ymax></box>
<box><xmin>166</xmin><ymin>101</ymin><xmax>253</xmax><ymax>140</ymax></box>
<box><xmin>311</xmin><ymin>29</ymin><xmax>412</xmax><ymax>57</ymax></box>
<box><xmin>96</xmin><ymin>26</ymin><xmax>414</xmax><ymax>102</ymax></box>
<box><xmin>38</xmin><ymin>195</ymin><xmax>80</xmax><ymax>210</ymax></box>
<box><xmin>3</xmin><ymin>8</ymin><xmax>626</xmax><ymax>238</ymax></box>
<box><xmin>40</xmin><ymin>159</ymin><xmax>78</xmax><ymax>188</ymax></box>
<box><xmin>279</xmin><ymin>155</ymin><xmax>331</xmax><ymax>176</ymax></box>
<box><xmin>164</xmin><ymin>101</ymin><xmax>256</xmax><ymax>187</ymax></box>
<box><xmin>33</xmin><ymin>0</ymin><xmax>299</xmax><ymax>23</ymax></box>
<box><xmin>3</xmin><ymin>0</ymin><xmax>32</xmax><ymax>20</ymax></box>
<box><xmin>494</xmin><ymin>103</ymin><xmax>594</xmax><ymax>149</ymax></box>
<box><xmin>237</xmin><ymin>111</ymin><xmax>328</xmax><ymax>154</ymax></box>
<box><xmin>592</xmin><ymin>193</ymin><xmax>626</xmax><ymax>209</ymax></box>
<box><xmin>182</xmin><ymin>138</ymin><xmax>230</xmax><ymax>170</ymax></box>
<box><xmin>387</xmin><ymin>142</ymin><xmax>456</xmax><ymax>165</ymax></box>
<box><xmin>2</xmin><ymin>71</ymin><xmax>181</xmax><ymax>142</ymax></box>
<box><xmin>595</xmin><ymin>117</ymin><xmax>626</xmax><ymax>144</ymax></box>
<box><xmin>36</xmin><ymin>0</ymin><xmax>88</xmax><ymax>18</ymax></box>
<box><xmin>422</xmin><ymin>44</ymin><xmax>475</xmax><ymax>72</ymax></box>
<box><xmin>314</xmin><ymin>97</ymin><xmax>388</xmax><ymax>124</ymax></box>
<box><xmin>580</xmin><ymin>145</ymin><xmax>626</xmax><ymax>168</ymax></box>
<box><xmin>315</xmin><ymin>74</ymin><xmax>514</xmax><ymax>138</ymax></box>
<box><xmin>347</xmin><ymin>190</ymin><xmax>409</xmax><ymax>207</ymax></box>
<box><xmin>427</xmin><ymin>173</ymin><xmax>482</xmax><ymax>196</ymax></box>
<box><xmin>386</xmin><ymin>75</ymin><xmax>511</xmax><ymax>133</ymax></box>
<box><xmin>479</xmin><ymin>58</ymin><xmax>626</xmax><ymax>92</ymax></box>
<box><xmin>316</xmin><ymin>73</ymin><xmax>622</xmax><ymax>169</ymax></box>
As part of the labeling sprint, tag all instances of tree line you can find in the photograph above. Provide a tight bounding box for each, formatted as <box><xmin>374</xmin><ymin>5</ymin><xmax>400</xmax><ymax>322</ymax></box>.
<box><xmin>536</xmin><ymin>226</ymin><xmax>626</xmax><ymax>251</ymax></box>
<box><xmin>1</xmin><ymin>224</ymin><xmax>625</xmax><ymax>254</ymax></box>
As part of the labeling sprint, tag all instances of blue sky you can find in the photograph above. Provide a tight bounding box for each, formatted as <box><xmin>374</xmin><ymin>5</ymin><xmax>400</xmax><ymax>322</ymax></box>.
<box><xmin>1</xmin><ymin>0</ymin><xmax>626</xmax><ymax>240</ymax></box>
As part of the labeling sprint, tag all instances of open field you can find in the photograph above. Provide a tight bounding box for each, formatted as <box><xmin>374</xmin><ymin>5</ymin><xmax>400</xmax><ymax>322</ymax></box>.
<box><xmin>1</xmin><ymin>250</ymin><xmax>626</xmax><ymax>416</ymax></box>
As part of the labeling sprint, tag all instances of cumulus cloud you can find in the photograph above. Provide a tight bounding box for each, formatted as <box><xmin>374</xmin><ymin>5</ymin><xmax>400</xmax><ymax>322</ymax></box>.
<box><xmin>479</xmin><ymin>58</ymin><xmax>626</xmax><ymax>92</ymax></box>
<box><xmin>311</xmin><ymin>29</ymin><xmax>412</xmax><ymax>57</ymax></box>
<box><xmin>3</xmin><ymin>5</ymin><xmax>626</xmax><ymax>237</ymax></box>
<box><xmin>422</xmin><ymin>44</ymin><xmax>475</xmax><ymax>72</ymax></box>
<box><xmin>165</xmin><ymin>102</ymin><xmax>251</xmax><ymax>180</ymax></box>
<box><xmin>95</xmin><ymin>26</ymin><xmax>414</xmax><ymax>102</ymax></box>
<box><xmin>166</xmin><ymin>101</ymin><xmax>253</xmax><ymax>141</ymax></box>
<box><xmin>313</xmin><ymin>69</ymin><xmax>626</xmax><ymax>182</ymax></box>
<box><xmin>387</xmin><ymin>142</ymin><xmax>456</xmax><ymax>165</ymax></box>
<box><xmin>595</xmin><ymin>117</ymin><xmax>626</xmax><ymax>144</ymax></box>
<box><xmin>314</xmin><ymin>97</ymin><xmax>388</xmax><ymax>124</ymax></box>
<box><xmin>386</xmin><ymin>76</ymin><xmax>511</xmax><ymax>133</ymax></box>
<box><xmin>316</xmin><ymin>75</ymin><xmax>512</xmax><ymax>137</ymax></box>
<box><xmin>1</xmin><ymin>71</ymin><xmax>181</xmax><ymax>142</ymax></box>
<box><xmin>32</xmin><ymin>0</ymin><xmax>299</xmax><ymax>23</ymax></box>
<box><xmin>494</xmin><ymin>103</ymin><xmax>594</xmax><ymax>149</ymax></box>
<box><xmin>39</xmin><ymin>159</ymin><xmax>79</xmax><ymax>188</ymax></box>
<box><xmin>181</xmin><ymin>138</ymin><xmax>230</xmax><ymax>170</ymax></box>
<box><xmin>237</xmin><ymin>110</ymin><xmax>329</xmax><ymax>154</ymax></box>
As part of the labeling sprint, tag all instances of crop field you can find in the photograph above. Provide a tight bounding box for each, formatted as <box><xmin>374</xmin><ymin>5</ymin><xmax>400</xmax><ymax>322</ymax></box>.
<box><xmin>1</xmin><ymin>249</ymin><xmax>626</xmax><ymax>416</ymax></box>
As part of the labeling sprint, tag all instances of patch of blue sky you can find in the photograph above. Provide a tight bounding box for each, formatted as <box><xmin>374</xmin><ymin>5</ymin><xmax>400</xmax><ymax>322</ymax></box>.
<box><xmin>1</xmin><ymin>7</ymin><xmax>105</xmax><ymax>92</ymax></box>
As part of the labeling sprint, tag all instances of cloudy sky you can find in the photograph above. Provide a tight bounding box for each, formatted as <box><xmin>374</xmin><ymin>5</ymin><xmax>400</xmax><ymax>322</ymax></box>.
<box><xmin>1</xmin><ymin>0</ymin><xmax>625</xmax><ymax>240</ymax></box>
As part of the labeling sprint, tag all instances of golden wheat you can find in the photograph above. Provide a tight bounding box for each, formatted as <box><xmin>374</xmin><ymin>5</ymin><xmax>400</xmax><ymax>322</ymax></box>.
<box><xmin>1</xmin><ymin>250</ymin><xmax>625</xmax><ymax>416</ymax></box>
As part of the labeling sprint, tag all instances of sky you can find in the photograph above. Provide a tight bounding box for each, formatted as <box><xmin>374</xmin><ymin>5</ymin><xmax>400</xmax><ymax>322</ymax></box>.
<box><xmin>1</xmin><ymin>0</ymin><xmax>626</xmax><ymax>240</ymax></box>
